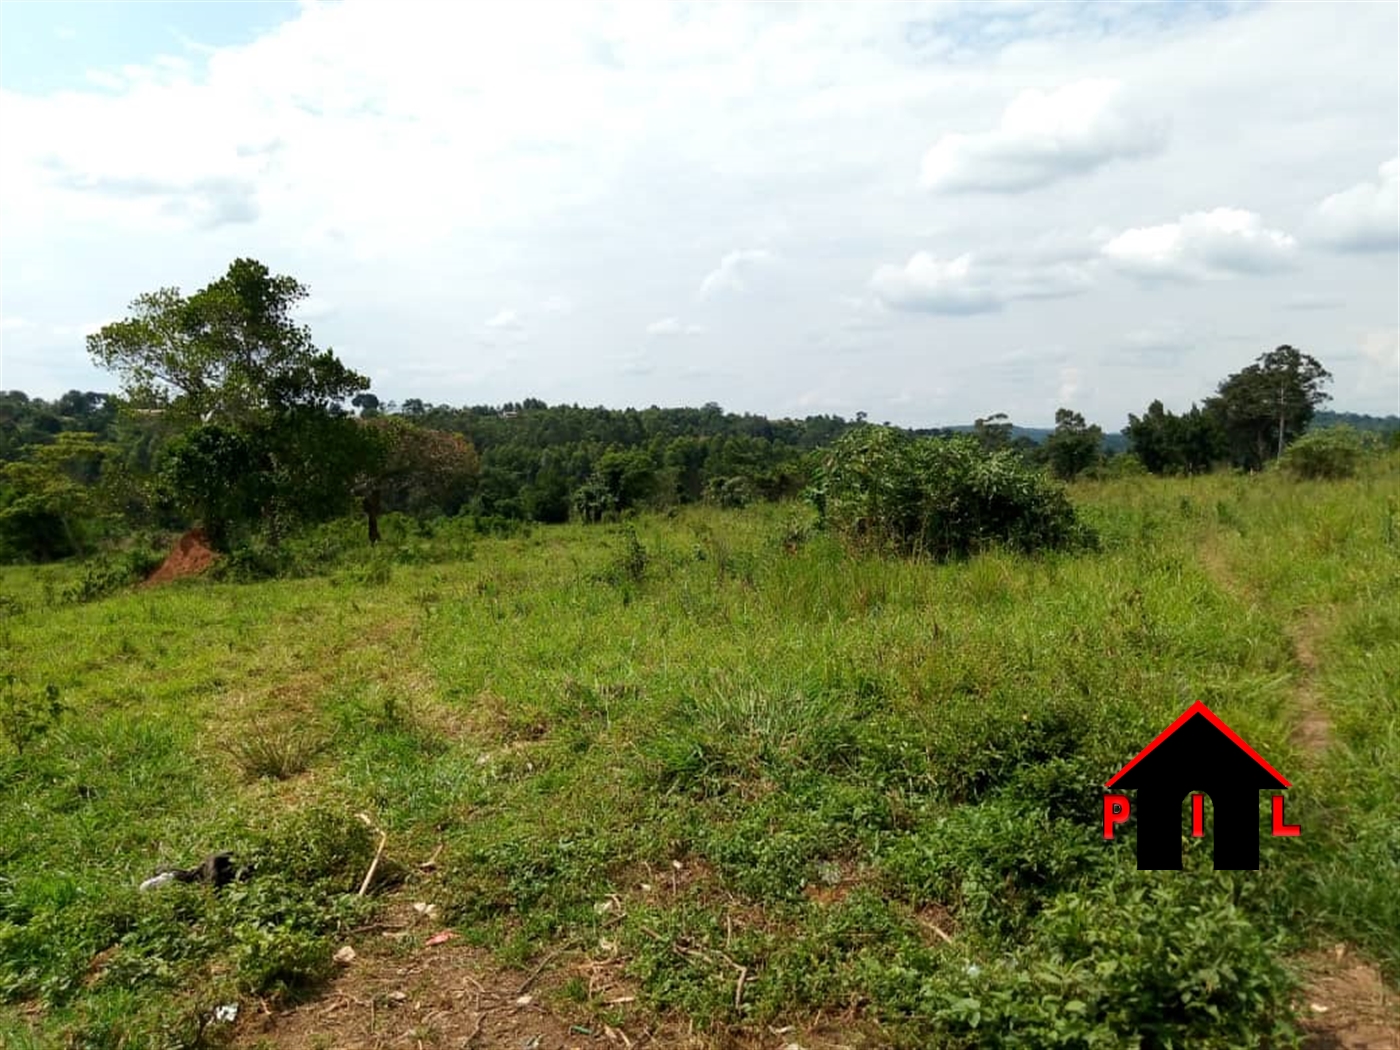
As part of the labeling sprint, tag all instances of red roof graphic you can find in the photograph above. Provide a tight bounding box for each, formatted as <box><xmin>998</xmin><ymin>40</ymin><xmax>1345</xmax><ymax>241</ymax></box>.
<box><xmin>1105</xmin><ymin>701</ymin><xmax>1291</xmax><ymax>789</ymax></box>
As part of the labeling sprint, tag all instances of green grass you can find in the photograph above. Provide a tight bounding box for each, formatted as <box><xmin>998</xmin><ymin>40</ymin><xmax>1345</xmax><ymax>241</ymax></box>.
<box><xmin>1</xmin><ymin>462</ymin><xmax>1398</xmax><ymax>1047</ymax></box>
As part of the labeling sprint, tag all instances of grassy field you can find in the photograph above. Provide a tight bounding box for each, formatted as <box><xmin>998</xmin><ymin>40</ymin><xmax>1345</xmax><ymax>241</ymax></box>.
<box><xmin>1</xmin><ymin>463</ymin><xmax>1398</xmax><ymax>1048</ymax></box>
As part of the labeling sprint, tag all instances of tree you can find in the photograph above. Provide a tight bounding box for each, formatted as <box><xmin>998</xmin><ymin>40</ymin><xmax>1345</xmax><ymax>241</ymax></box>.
<box><xmin>1205</xmin><ymin>346</ymin><xmax>1331</xmax><ymax>470</ymax></box>
<box><xmin>88</xmin><ymin>260</ymin><xmax>374</xmax><ymax>547</ymax></box>
<box><xmin>0</xmin><ymin>432</ymin><xmax>111</xmax><ymax>560</ymax></box>
<box><xmin>357</xmin><ymin>418</ymin><xmax>480</xmax><ymax>542</ymax></box>
<box><xmin>973</xmin><ymin>413</ymin><xmax>1014</xmax><ymax>452</ymax></box>
<box><xmin>87</xmin><ymin>258</ymin><xmax>368</xmax><ymax>427</ymax></box>
<box><xmin>1045</xmin><ymin>409</ymin><xmax>1102</xmax><ymax>480</ymax></box>
<box><xmin>1124</xmin><ymin>401</ymin><xmax>1225</xmax><ymax>475</ymax></box>
<box><xmin>159</xmin><ymin>425</ymin><xmax>266</xmax><ymax>551</ymax></box>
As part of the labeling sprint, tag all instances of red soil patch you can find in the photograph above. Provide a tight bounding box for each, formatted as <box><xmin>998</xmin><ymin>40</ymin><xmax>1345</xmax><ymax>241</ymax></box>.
<box><xmin>143</xmin><ymin>528</ymin><xmax>217</xmax><ymax>587</ymax></box>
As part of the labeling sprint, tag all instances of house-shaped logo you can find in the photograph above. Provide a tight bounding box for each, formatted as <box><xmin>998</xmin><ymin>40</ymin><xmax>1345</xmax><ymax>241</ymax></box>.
<box><xmin>1103</xmin><ymin>701</ymin><xmax>1299</xmax><ymax>870</ymax></box>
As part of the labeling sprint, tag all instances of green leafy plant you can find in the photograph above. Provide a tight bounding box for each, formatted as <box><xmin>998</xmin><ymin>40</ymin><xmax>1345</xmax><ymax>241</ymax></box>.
<box><xmin>1278</xmin><ymin>425</ymin><xmax>1377</xmax><ymax>480</ymax></box>
<box><xmin>900</xmin><ymin>871</ymin><xmax>1300</xmax><ymax>1048</ymax></box>
<box><xmin>0</xmin><ymin>676</ymin><xmax>63</xmax><ymax>755</ymax></box>
<box><xmin>808</xmin><ymin>427</ymin><xmax>1094</xmax><ymax>559</ymax></box>
<box><xmin>59</xmin><ymin>546</ymin><xmax>165</xmax><ymax>604</ymax></box>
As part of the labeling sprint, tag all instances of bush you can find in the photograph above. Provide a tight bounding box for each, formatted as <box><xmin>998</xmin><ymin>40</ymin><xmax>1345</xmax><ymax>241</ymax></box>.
<box><xmin>595</xmin><ymin>526</ymin><xmax>648</xmax><ymax>585</ymax></box>
<box><xmin>892</xmin><ymin>871</ymin><xmax>1299</xmax><ymax>1048</ymax></box>
<box><xmin>59</xmin><ymin>546</ymin><xmax>165</xmax><ymax>604</ymax></box>
<box><xmin>880</xmin><ymin>798</ymin><xmax>1110</xmax><ymax>938</ymax></box>
<box><xmin>1087</xmin><ymin>452</ymin><xmax>1148</xmax><ymax>480</ymax></box>
<box><xmin>0</xmin><ymin>677</ymin><xmax>63</xmax><ymax>756</ymax></box>
<box><xmin>706</xmin><ymin>476</ymin><xmax>755</xmax><ymax>509</ymax></box>
<box><xmin>808</xmin><ymin>428</ymin><xmax>1094</xmax><ymax>559</ymax></box>
<box><xmin>1279</xmin><ymin>425</ymin><xmax>1376</xmax><ymax>480</ymax></box>
<box><xmin>216</xmin><ymin>538</ymin><xmax>298</xmax><ymax>581</ymax></box>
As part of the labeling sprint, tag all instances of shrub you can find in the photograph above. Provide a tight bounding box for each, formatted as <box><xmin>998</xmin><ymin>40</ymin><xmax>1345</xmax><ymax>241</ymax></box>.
<box><xmin>596</xmin><ymin>526</ymin><xmax>648</xmax><ymax>585</ymax></box>
<box><xmin>0</xmin><ymin>677</ymin><xmax>63</xmax><ymax>756</ymax></box>
<box><xmin>900</xmin><ymin>871</ymin><xmax>1300</xmax><ymax>1048</ymax></box>
<box><xmin>215</xmin><ymin>538</ymin><xmax>297</xmax><ymax>581</ymax></box>
<box><xmin>706</xmin><ymin>476</ymin><xmax>755</xmax><ymax>509</ymax></box>
<box><xmin>1279</xmin><ymin>425</ymin><xmax>1376</xmax><ymax>480</ymax></box>
<box><xmin>808</xmin><ymin>428</ymin><xmax>1093</xmax><ymax>559</ymax></box>
<box><xmin>59</xmin><ymin>546</ymin><xmax>165</xmax><ymax>604</ymax></box>
<box><xmin>879</xmin><ymin>798</ymin><xmax>1110</xmax><ymax>938</ymax></box>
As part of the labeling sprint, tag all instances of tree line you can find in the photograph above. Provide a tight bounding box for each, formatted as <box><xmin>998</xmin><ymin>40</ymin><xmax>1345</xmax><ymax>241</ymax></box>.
<box><xmin>1</xmin><ymin>258</ymin><xmax>1394</xmax><ymax>564</ymax></box>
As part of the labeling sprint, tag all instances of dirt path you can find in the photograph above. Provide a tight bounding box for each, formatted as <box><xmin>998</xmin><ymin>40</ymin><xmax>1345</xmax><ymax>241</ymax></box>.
<box><xmin>1287</xmin><ymin>608</ymin><xmax>1334</xmax><ymax>756</ymax></box>
<box><xmin>1200</xmin><ymin>538</ymin><xmax>1396</xmax><ymax>1049</ymax></box>
<box><xmin>1199</xmin><ymin>538</ymin><xmax>1334</xmax><ymax>756</ymax></box>
<box><xmin>1299</xmin><ymin>947</ymin><xmax>1400</xmax><ymax>1050</ymax></box>
<box><xmin>231</xmin><ymin>902</ymin><xmax>884</xmax><ymax>1050</ymax></box>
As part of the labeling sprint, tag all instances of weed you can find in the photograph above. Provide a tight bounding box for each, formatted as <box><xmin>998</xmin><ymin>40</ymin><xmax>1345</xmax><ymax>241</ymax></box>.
<box><xmin>0</xmin><ymin>676</ymin><xmax>63</xmax><ymax>755</ymax></box>
<box><xmin>232</xmin><ymin>727</ymin><xmax>322</xmax><ymax>781</ymax></box>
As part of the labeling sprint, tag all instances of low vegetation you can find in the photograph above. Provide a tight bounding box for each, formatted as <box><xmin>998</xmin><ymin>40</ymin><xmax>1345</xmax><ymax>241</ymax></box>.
<box><xmin>1</xmin><ymin>456</ymin><xmax>1397</xmax><ymax>1047</ymax></box>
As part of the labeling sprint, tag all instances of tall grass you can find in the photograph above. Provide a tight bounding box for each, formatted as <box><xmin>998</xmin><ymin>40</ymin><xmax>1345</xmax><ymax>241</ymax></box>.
<box><xmin>0</xmin><ymin>456</ymin><xmax>1396</xmax><ymax>1046</ymax></box>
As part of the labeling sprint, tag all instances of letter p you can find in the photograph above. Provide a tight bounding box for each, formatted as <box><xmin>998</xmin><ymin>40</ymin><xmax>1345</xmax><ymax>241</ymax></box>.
<box><xmin>1103</xmin><ymin>794</ymin><xmax>1131</xmax><ymax>839</ymax></box>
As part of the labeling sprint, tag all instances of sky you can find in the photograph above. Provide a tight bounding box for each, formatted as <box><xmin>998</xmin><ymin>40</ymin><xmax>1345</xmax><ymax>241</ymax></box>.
<box><xmin>0</xmin><ymin>0</ymin><xmax>1396</xmax><ymax>429</ymax></box>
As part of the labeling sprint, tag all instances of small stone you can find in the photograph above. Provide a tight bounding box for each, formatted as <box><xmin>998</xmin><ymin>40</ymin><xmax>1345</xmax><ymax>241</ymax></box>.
<box><xmin>515</xmin><ymin>993</ymin><xmax>534</xmax><ymax>1006</ymax></box>
<box><xmin>1310</xmin><ymin>1003</ymin><xmax>1330</xmax><ymax>1014</ymax></box>
<box><xmin>334</xmin><ymin>945</ymin><xmax>356</xmax><ymax>965</ymax></box>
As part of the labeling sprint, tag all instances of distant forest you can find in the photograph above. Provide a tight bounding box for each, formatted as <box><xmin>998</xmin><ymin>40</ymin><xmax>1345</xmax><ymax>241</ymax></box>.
<box><xmin>2</xmin><ymin>259</ymin><xmax>1397</xmax><ymax>563</ymax></box>
<box><xmin>2</xmin><ymin>387</ymin><xmax>1394</xmax><ymax>528</ymax></box>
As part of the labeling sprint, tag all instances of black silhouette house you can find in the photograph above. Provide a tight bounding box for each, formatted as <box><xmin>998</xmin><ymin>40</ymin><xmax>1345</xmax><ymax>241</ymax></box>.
<box><xmin>1106</xmin><ymin>701</ymin><xmax>1290</xmax><ymax>870</ymax></box>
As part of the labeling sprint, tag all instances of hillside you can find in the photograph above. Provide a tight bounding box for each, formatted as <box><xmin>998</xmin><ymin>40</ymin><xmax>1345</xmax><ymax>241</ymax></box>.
<box><xmin>2</xmin><ymin>465</ymin><xmax>1397</xmax><ymax>1048</ymax></box>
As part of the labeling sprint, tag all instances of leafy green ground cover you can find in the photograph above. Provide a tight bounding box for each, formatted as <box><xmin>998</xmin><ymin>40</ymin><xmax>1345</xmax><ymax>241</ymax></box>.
<box><xmin>1</xmin><ymin>462</ymin><xmax>1397</xmax><ymax>1048</ymax></box>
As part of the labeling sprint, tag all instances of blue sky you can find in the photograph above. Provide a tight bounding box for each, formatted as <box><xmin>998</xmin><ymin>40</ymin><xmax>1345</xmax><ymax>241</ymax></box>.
<box><xmin>0</xmin><ymin>2</ymin><xmax>298</xmax><ymax>93</ymax></box>
<box><xmin>0</xmin><ymin>1</ymin><xmax>1396</xmax><ymax>426</ymax></box>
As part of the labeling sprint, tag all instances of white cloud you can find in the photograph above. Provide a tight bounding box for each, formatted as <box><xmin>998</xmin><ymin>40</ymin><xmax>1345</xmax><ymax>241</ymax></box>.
<box><xmin>646</xmin><ymin>317</ymin><xmax>704</xmax><ymax>337</ymax></box>
<box><xmin>1360</xmin><ymin>327</ymin><xmax>1399</xmax><ymax>368</ymax></box>
<box><xmin>0</xmin><ymin>1</ymin><xmax>1397</xmax><ymax>422</ymax></box>
<box><xmin>921</xmin><ymin>79</ymin><xmax>1166</xmax><ymax>193</ymax></box>
<box><xmin>50</xmin><ymin>319</ymin><xmax>115</xmax><ymax>338</ymax></box>
<box><xmin>293</xmin><ymin>296</ymin><xmax>335</xmax><ymax>321</ymax></box>
<box><xmin>484</xmin><ymin>309</ymin><xmax>522</xmax><ymax>329</ymax></box>
<box><xmin>1057</xmin><ymin>366</ymin><xmax>1082</xmax><ymax>404</ymax></box>
<box><xmin>1101</xmin><ymin>208</ymin><xmax>1298</xmax><ymax>282</ymax></box>
<box><xmin>1310</xmin><ymin>157</ymin><xmax>1400</xmax><ymax>252</ymax></box>
<box><xmin>698</xmin><ymin>249</ymin><xmax>773</xmax><ymax>299</ymax></box>
<box><xmin>0</xmin><ymin>317</ymin><xmax>35</xmax><ymax>332</ymax></box>
<box><xmin>869</xmin><ymin>251</ymin><xmax>1093</xmax><ymax>314</ymax></box>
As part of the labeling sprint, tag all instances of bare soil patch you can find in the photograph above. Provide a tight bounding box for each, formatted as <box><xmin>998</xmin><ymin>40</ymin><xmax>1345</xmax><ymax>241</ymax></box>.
<box><xmin>1299</xmin><ymin>947</ymin><xmax>1400</xmax><ymax>1049</ymax></box>
<box><xmin>143</xmin><ymin>528</ymin><xmax>217</xmax><ymax>586</ymax></box>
